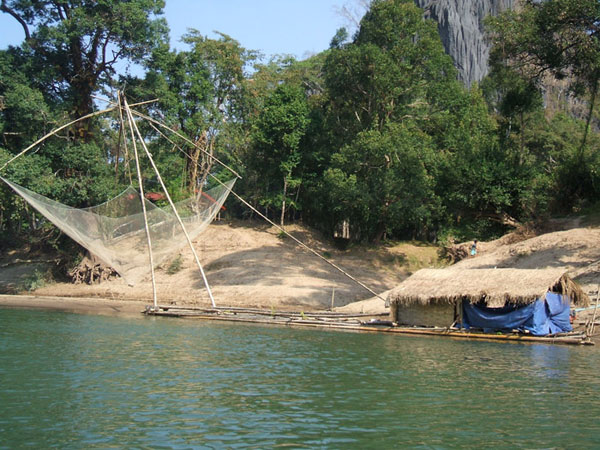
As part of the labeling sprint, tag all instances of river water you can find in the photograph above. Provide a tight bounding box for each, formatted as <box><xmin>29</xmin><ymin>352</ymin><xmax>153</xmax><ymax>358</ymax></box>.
<box><xmin>1</xmin><ymin>308</ymin><xmax>599</xmax><ymax>448</ymax></box>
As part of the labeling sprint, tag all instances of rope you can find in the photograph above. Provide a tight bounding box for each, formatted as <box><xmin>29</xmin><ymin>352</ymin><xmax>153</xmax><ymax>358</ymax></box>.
<box><xmin>0</xmin><ymin>93</ymin><xmax>386</xmax><ymax>305</ymax></box>
<box><xmin>93</xmin><ymin>95</ymin><xmax>242</xmax><ymax>180</ymax></box>
<box><xmin>207</xmin><ymin>173</ymin><xmax>387</xmax><ymax>303</ymax></box>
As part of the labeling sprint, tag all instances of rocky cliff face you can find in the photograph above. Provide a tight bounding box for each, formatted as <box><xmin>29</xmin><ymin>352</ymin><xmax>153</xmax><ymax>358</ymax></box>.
<box><xmin>414</xmin><ymin>0</ymin><xmax>514</xmax><ymax>86</ymax></box>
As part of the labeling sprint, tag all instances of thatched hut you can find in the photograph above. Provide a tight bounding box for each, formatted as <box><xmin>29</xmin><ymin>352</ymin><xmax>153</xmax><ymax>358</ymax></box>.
<box><xmin>387</xmin><ymin>268</ymin><xmax>589</xmax><ymax>335</ymax></box>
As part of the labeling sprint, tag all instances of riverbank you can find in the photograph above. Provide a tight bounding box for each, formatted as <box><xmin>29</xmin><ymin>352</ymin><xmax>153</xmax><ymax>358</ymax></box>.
<box><xmin>0</xmin><ymin>221</ymin><xmax>440</xmax><ymax>313</ymax></box>
<box><xmin>2</xmin><ymin>218</ymin><xmax>600</xmax><ymax>320</ymax></box>
<box><xmin>0</xmin><ymin>294</ymin><xmax>146</xmax><ymax>317</ymax></box>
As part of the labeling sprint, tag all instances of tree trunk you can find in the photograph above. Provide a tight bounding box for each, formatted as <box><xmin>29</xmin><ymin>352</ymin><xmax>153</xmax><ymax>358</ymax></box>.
<box><xmin>197</xmin><ymin>131</ymin><xmax>214</xmax><ymax>196</ymax></box>
<box><xmin>280</xmin><ymin>176</ymin><xmax>288</xmax><ymax>227</ymax></box>
<box><xmin>519</xmin><ymin>110</ymin><xmax>525</xmax><ymax>165</ymax></box>
<box><xmin>578</xmin><ymin>77</ymin><xmax>599</xmax><ymax>162</ymax></box>
<box><xmin>373</xmin><ymin>221</ymin><xmax>386</xmax><ymax>243</ymax></box>
<box><xmin>187</xmin><ymin>132</ymin><xmax>205</xmax><ymax>193</ymax></box>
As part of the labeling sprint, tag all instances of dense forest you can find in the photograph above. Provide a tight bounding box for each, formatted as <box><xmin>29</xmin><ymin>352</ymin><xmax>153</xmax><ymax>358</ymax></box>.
<box><xmin>1</xmin><ymin>0</ymin><xmax>599</xmax><ymax>256</ymax></box>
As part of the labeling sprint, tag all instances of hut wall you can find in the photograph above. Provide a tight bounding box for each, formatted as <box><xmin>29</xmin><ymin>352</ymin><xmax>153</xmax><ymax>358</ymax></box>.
<box><xmin>390</xmin><ymin>301</ymin><xmax>455</xmax><ymax>327</ymax></box>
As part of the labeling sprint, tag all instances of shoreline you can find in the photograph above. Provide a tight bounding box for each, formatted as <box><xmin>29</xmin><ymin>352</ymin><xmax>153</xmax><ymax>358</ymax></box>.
<box><xmin>2</xmin><ymin>294</ymin><xmax>596</xmax><ymax>346</ymax></box>
<box><xmin>0</xmin><ymin>294</ymin><xmax>148</xmax><ymax>317</ymax></box>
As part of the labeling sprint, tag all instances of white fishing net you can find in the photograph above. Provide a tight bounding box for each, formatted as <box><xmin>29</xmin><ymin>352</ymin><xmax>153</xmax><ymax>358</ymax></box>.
<box><xmin>1</xmin><ymin>177</ymin><xmax>235</xmax><ymax>285</ymax></box>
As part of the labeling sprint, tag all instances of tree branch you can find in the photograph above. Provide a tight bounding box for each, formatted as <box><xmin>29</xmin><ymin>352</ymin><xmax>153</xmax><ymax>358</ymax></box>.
<box><xmin>53</xmin><ymin>1</ymin><xmax>65</xmax><ymax>20</ymax></box>
<box><xmin>1</xmin><ymin>0</ymin><xmax>31</xmax><ymax>41</ymax></box>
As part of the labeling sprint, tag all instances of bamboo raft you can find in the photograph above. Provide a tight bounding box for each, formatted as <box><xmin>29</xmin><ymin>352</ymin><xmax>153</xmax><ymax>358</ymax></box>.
<box><xmin>144</xmin><ymin>305</ymin><xmax>595</xmax><ymax>346</ymax></box>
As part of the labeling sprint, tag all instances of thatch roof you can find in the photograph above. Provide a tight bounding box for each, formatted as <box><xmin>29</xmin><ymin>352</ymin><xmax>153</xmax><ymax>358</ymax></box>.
<box><xmin>388</xmin><ymin>268</ymin><xmax>589</xmax><ymax>308</ymax></box>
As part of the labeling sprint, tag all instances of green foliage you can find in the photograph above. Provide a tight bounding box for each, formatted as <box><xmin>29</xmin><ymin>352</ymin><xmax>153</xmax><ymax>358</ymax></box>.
<box><xmin>134</xmin><ymin>31</ymin><xmax>257</xmax><ymax>196</ymax></box>
<box><xmin>2</xmin><ymin>0</ymin><xmax>600</xmax><ymax>256</ymax></box>
<box><xmin>166</xmin><ymin>254</ymin><xmax>183</xmax><ymax>275</ymax></box>
<box><xmin>247</xmin><ymin>82</ymin><xmax>310</xmax><ymax>224</ymax></box>
<box><xmin>21</xmin><ymin>268</ymin><xmax>52</xmax><ymax>292</ymax></box>
<box><xmin>1</xmin><ymin>0</ymin><xmax>168</xmax><ymax>121</ymax></box>
<box><xmin>486</xmin><ymin>0</ymin><xmax>600</xmax><ymax>158</ymax></box>
<box><xmin>323</xmin><ymin>123</ymin><xmax>440</xmax><ymax>241</ymax></box>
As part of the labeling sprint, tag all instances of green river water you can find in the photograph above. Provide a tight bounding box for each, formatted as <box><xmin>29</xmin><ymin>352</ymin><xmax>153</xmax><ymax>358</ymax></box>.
<box><xmin>1</xmin><ymin>307</ymin><xmax>599</xmax><ymax>448</ymax></box>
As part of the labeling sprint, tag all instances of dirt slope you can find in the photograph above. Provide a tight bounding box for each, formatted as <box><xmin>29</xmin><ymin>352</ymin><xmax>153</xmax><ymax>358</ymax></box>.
<box><xmin>11</xmin><ymin>221</ymin><xmax>435</xmax><ymax>311</ymax></box>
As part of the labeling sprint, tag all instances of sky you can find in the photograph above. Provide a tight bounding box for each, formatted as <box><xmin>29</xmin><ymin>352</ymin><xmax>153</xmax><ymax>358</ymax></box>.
<box><xmin>0</xmin><ymin>0</ymin><xmax>363</xmax><ymax>60</ymax></box>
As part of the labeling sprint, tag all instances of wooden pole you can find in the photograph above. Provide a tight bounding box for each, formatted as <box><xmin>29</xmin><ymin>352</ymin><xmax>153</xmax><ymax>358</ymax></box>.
<box><xmin>142</xmin><ymin>127</ymin><xmax>386</xmax><ymax>305</ymax></box>
<box><xmin>92</xmin><ymin>95</ymin><xmax>159</xmax><ymax>108</ymax></box>
<box><xmin>589</xmin><ymin>284</ymin><xmax>600</xmax><ymax>336</ymax></box>
<box><xmin>122</xmin><ymin>97</ymin><xmax>218</xmax><ymax>308</ymax></box>
<box><xmin>129</xmin><ymin>109</ymin><xmax>242</xmax><ymax>179</ymax></box>
<box><xmin>116</xmin><ymin>93</ymin><xmax>133</xmax><ymax>185</ymax></box>
<box><xmin>122</xmin><ymin>94</ymin><xmax>158</xmax><ymax>309</ymax></box>
<box><xmin>94</xmin><ymin>95</ymin><xmax>242</xmax><ymax>180</ymax></box>
<box><xmin>125</xmin><ymin>102</ymin><xmax>386</xmax><ymax>305</ymax></box>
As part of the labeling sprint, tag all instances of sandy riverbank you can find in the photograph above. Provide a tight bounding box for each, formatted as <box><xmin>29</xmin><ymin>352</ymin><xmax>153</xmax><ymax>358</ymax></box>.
<box><xmin>0</xmin><ymin>294</ymin><xmax>148</xmax><ymax>317</ymax></box>
<box><xmin>1</xmin><ymin>221</ymin><xmax>432</xmax><ymax>315</ymax></box>
<box><xmin>3</xmin><ymin>219</ymin><xmax>600</xmax><ymax>321</ymax></box>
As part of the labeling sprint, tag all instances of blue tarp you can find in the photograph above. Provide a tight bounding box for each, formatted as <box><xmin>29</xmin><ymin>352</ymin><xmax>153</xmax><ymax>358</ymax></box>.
<box><xmin>461</xmin><ymin>292</ymin><xmax>572</xmax><ymax>336</ymax></box>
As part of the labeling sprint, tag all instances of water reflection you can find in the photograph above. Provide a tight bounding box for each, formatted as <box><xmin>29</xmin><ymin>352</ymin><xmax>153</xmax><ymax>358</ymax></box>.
<box><xmin>1</xmin><ymin>308</ymin><xmax>599</xmax><ymax>448</ymax></box>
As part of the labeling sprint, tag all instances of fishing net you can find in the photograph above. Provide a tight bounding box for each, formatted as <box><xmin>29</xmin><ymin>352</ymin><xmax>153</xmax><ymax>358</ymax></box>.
<box><xmin>1</xmin><ymin>177</ymin><xmax>235</xmax><ymax>285</ymax></box>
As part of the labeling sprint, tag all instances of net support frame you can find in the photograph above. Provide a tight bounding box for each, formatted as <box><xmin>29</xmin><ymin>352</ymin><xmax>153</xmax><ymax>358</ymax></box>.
<box><xmin>122</xmin><ymin>96</ymin><xmax>218</xmax><ymax>308</ymax></box>
<box><xmin>123</xmin><ymin>93</ymin><xmax>159</xmax><ymax>308</ymax></box>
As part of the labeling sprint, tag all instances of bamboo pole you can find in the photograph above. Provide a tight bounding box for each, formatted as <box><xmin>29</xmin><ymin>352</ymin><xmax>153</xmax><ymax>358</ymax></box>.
<box><xmin>145</xmin><ymin>310</ymin><xmax>593</xmax><ymax>346</ymax></box>
<box><xmin>92</xmin><ymin>95</ymin><xmax>159</xmax><ymax>109</ymax></box>
<box><xmin>116</xmin><ymin>93</ymin><xmax>133</xmax><ymax>185</ymax></box>
<box><xmin>122</xmin><ymin>94</ymin><xmax>158</xmax><ymax>309</ymax></box>
<box><xmin>122</xmin><ymin>97</ymin><xmax>218</xmax><ymax>308</ymax></box>
<box><xmin>94</xmin><ymin>95</ymin><xmax>242</xmax><ymax>179</ymax></box>
<box><xmin>128</xmin><ymin>109</ymin><xmax>242</xmax><ymax>179</ymax></box>
<box><xmin>0</xmin><ymin>106</ymin><xmax>117</xmax><ymax>173</ymax></box>
<box><xmin>589</xmin><ymin>284</ymin><xmax>600</xmax><ymax>336</ymax></box>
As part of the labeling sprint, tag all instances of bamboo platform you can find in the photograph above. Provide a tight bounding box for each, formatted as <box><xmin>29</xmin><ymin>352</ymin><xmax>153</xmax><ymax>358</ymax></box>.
<box><xmin>144</xmin><ymin>305</ymin><xmax>595</xmax><ymax>346</ymax></box>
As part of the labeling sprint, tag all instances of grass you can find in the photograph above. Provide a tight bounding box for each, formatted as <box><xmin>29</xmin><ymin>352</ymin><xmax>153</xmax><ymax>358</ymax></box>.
<box><xmin>21</xmin><ymin>269</ymin><xmax>52</xmax><ymax>292</ymax></box>
<box><xmin>166</xmin><ymin>254</ymin><xmax>184</xmax><ymax>275</ymax></box>
<box><xmin>380</xmin><ymin>241</ymin><xmax>447</xmax><ymax>273</ymax></box>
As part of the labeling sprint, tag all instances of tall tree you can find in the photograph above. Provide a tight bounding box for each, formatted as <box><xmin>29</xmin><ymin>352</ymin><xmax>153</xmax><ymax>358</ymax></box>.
<box><xmin>140</xmin><ymin>31</ymin><xmax>257</xmax><ymax>192</ymax></box>
<box><xmin>1</xmin><ymin>0</ymin><xmax>168</xmax><ymax>139</ymax></box>
<box><xmin>249</xmin><ymin>83</ymin><xmax>310</xmax><ymax>226</ymax></box>
<box><xmin>318</xmin><ymin>0</ymin><xmax>460</xmax><ymax>240</ymax></box>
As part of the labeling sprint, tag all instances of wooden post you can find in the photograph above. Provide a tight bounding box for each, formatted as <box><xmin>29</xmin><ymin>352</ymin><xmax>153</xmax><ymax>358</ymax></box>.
<box><xmin>589</xmin><ymin>285</ymin><xmax>600</xmax><ymax>336</ymax></box>
<box><xmin>116</xmin><ymin>93</ymin><xmax>133</xmax><ymax>185</ymax></box>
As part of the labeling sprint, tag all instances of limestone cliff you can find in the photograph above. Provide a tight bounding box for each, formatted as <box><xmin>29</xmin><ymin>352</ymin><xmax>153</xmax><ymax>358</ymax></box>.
<box><xmin>414</xmin><ymin>0</ymin><xmax>514</xmax><ymax>86</ymax></box>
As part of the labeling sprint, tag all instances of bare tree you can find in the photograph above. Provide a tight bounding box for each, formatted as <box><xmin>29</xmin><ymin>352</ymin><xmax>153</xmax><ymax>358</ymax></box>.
<box><xmin>334</xmin><ymin>0</ymin><xmax>370</xmax><ymax>33</ymax></box>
